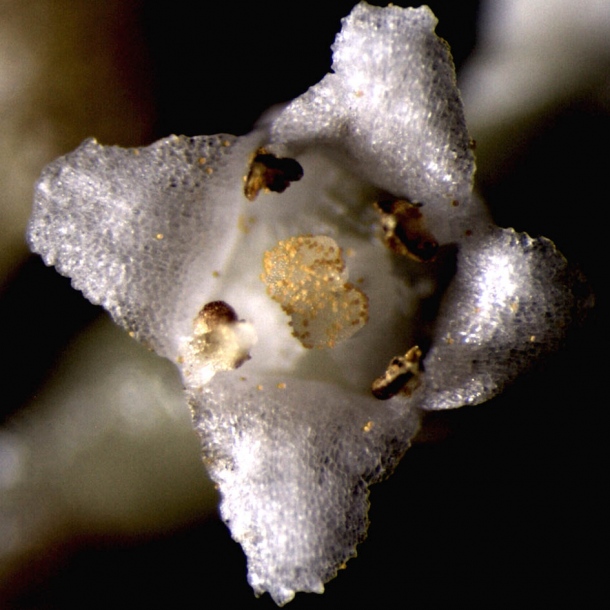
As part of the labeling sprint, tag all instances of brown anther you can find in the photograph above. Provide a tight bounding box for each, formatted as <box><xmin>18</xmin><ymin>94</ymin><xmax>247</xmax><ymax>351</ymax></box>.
<box><xmin>180</xmin><ymin>301</ymin><xmax>256</xmax><ymax>386</ymax></box>
<box><xmin>373</xmin><ymin>198</ymin><xmax>438</xmax><ymax>262</ymax></box>
<box><xmin>197</xmin><ymin>301</ymin><xmax>238</xmax><ymax>331</ymax></box>
<box><xmin>244</xmin><ymin>147</ymin><xmax>304</xmax><ymax>201</ymax></box>
<box><xmin>371</xmin><ymin>345</ymin><xmax>422</xmax><ymax>400</ymax></box>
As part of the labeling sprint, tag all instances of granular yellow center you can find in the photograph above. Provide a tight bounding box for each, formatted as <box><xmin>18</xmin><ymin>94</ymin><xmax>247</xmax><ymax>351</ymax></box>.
<box><xmin>261</xmin><ymin>235</ymin><xmax>369</xmax><ymax>349</ymax></box>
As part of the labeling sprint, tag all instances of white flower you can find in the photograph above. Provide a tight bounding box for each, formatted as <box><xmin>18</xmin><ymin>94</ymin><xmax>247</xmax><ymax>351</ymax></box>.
<box><xmin>27</xmin><ymin>2</ymin><xmax>584</xmax><ymax>605</ymax></box>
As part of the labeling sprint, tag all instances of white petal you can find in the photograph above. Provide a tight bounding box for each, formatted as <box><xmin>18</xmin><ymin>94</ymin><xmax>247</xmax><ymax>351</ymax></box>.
<box><xmin>28</xmin><ymin>134</ymin><xmax>261</xmax><ymax>358</ymax></box>
<box><xmin>271</xmin><ymin>3</ymin><xmax>476</xmax><ymax>244</ymax></box>
<box><xmin>419</xmin><ymin>227</ymin><xmax>587</xmax><ymax>410</ymax></box>
<box><xmin>188</xmin><ymin>374</ymin><xmax>420</xmax><ymax>605</ymax></box>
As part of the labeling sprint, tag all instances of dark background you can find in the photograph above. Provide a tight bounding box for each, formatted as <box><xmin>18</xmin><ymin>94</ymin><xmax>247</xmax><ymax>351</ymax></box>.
<box><xmin>2</xmin><ymin>1</ymin><xmax>606</xmax><ymax>608</ymax></box>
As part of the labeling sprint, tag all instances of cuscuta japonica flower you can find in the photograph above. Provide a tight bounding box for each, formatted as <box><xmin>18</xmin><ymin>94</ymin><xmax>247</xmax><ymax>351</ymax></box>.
<box><xmin>26</xmin><ymin>3</ymin><xmax>586</xmax><ymax>605</ymax></box>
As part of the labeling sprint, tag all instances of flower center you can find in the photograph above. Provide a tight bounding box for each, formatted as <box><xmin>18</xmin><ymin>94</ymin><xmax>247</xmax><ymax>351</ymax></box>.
<box><xmin>261</xmin><ymin>234</ymin><xmax>369</xmax><ymax>349</ymax></box>
<box><xmin>181</xmin><ymin>146</ymin><xmax>439</xmax><ymax>397</ymax></box>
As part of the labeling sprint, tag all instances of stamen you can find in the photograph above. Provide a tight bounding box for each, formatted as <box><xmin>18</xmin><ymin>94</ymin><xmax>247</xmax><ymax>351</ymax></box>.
<box><xmin>374</xmin><ymin>199</ymin><xmax>438</xmax><ymax>261</ymax></box>
<box><xmin>181</xmin><ymin>301</ymin><xmax>257</xmax><ymax>386</ymax></box>
<box><xmin>371</xmin><ymin>345</ymin><xmax>422</xmax><ymax>400</ymax></box>
<box><xmin>244</xmin><ymin>148</ymin><xmax>304</xmax><ymax>201</ymax></box>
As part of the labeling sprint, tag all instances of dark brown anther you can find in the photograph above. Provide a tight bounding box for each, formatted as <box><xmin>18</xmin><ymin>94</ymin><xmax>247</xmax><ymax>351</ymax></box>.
<box><xmin>200</xmin><ymin>301</ymin><xmax>238</xmax><ymax>327</ymax></box>
<box><xmin>371</xmin><ymin>345</ymin><xmax>422</xmax><ymax>400</ymax></box>
<box><xmin>244</xmin><ymin>148</ymin><xmax>304</xmax><ymax>201</ymax></box>
<box><xmin>373</xmin><ymin>198</ymin><xmax>439</xmax><ymax>262</ymax></box>
<box><xmin>183</xmin><ymin>300</ymin><xmax>256</xmax><ymax>380</ymax></box>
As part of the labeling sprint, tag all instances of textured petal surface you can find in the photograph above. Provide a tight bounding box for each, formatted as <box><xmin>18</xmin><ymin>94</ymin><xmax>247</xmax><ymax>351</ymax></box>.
<box><xmin>187</xmin><ymin>374</ymin><xmax>420</xmax><ymax>605</ymax></box>
<box><xmin>28</xmin><ymin>134</ymin><xmax>260</xmax><ymax>358</ymax></box>
<box><xmin>419</xmin><ymin>227</ymin><xmax>587</xmax><ymax>410</ymax></box>
<box><xmin>271</xmin><ymin>3</ymin><xmax>476</xmax><ymax>243</ymax></box>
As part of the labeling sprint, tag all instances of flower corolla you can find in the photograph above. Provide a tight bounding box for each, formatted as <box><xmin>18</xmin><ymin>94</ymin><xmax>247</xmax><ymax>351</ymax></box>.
<box><xmin>27</xmin><ymin>3</ymin><xmax>584</xmax><ymax>605</ymax></box>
